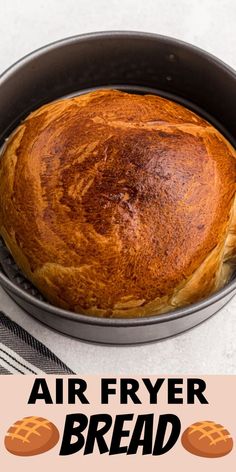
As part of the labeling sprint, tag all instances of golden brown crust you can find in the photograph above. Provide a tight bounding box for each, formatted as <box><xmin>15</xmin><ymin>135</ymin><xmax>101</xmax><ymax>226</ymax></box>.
<box><xmin>0</xmin><ymin>89</ymin><xmax>235</xmax><ymax>317</ymax></box>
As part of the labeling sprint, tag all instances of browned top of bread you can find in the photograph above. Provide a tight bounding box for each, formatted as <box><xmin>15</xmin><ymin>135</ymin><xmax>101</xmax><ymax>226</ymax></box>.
<box><xmin>0</xmin><ymin>89</ymin><xmax>235</xmax><ymax>317</ymax></box>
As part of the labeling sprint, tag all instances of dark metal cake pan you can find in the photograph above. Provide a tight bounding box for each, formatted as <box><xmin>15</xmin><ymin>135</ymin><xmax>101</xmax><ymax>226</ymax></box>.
<box><xmin>0</xmin><ymin>31</ymin><xmax>235</xmax><ymax>344</ymax></box>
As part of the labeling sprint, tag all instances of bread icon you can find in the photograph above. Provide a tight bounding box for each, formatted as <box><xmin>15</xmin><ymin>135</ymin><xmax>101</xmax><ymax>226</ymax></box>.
<box><xmin>4</xmin><ymin>416</ymin><xmax>59</xmax><ymax>456</ymax></box>
<box><xmin>181</xmin><ymin>420</ymin><xmax>233</xmax><ymax>458</ymax></box>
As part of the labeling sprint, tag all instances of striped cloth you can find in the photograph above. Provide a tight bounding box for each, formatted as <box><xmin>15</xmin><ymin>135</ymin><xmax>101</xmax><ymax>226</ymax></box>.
<box><xmin>0</xmin><ymin>312</ymin><xmax>74</xmax><ymax>374</ymax></box>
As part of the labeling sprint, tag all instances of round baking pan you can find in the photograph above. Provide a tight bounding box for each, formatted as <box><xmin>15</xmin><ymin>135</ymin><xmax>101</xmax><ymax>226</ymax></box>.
<box><xmin>0</xmin><ymin>31</ymin><xmax>235</xmax><ymax>344</ymax></box>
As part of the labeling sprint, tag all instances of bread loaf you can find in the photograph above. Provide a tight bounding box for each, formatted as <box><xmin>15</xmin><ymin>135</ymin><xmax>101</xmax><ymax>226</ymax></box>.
<box><xmin>0</xmin><ymin>89</ymin><xmax>235</xmax><ymax>317</ymax></box>
<box><xmin>5</xmin><ymin>416</ymin><xmax>59</xmax><ymax>456</ymax></box>
<box><xmin>181</xmin><ymin>420</ymin><xmax>233</xmax><ymax>458</ymax></box>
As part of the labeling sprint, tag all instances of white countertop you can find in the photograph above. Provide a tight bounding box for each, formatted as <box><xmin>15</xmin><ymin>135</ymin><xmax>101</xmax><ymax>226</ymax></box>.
<box><xmin>0</xmin><ymin>0</ymin><xmax>235</xmax><ymax>374</ymax></box>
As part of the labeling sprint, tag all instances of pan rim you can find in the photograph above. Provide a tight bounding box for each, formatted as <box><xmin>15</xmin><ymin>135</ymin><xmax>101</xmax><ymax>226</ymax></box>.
<box><xmin>0</xmin><ymin>270</ymin><xmax>235</xmax><ymax>328</ymax></box>
<box><xmin>1</xmin><ymin>30</ymin><xmax>236</xmax><ymax>83</ymax></box>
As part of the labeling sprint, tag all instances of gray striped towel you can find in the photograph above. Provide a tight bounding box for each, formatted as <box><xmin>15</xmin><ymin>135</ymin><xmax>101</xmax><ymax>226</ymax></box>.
<box><xmin>0</xmin><ymin>312</ymin><xmax>74</xmax><ymax>374</ymax></box>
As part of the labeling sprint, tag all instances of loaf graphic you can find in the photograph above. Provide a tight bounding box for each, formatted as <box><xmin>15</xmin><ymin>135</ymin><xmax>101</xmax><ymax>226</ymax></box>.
<box><xmin>5</xmin><ymin>416</ymin><xmax>59</xmax><ymax>456</ymax></box>
<box><xmin>181</xmin><ymin>420</ymin><xmax>233</xmax><ymax>458</ymax></box>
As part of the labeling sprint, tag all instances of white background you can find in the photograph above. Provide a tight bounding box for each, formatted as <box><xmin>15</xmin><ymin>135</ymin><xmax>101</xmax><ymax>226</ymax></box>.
<box><xmin>0</xmin><ymin>0</ymin><xmax>235</xmax><ymax>374</ymax></box>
